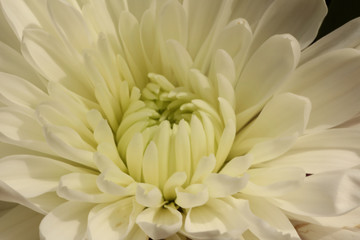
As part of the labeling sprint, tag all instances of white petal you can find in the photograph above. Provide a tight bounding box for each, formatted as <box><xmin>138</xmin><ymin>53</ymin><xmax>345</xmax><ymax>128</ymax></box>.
<box><xmin>274</xmin><ymin>168</ymin><xmax>360</xmax><ymax>216</ymax></box>
<box><xmin>301</xmin><ymin>18</ymin><xmax>360</xmax><ymax>64</ymax></box>
<box><xmin>242</xmin><ymin>167</ymin><xmax>305</xmax><ymax>197</ymax></box>
<box><xmin>245</xmin><ymin>196</ymin><xmax>300</xmax><ymax>239</ymax></box>
<box><xmin>0</xmin><ymin>7</ymin><xmax>19</xmax><ymax>50</ymax></box>
<box><xmin>230</xmin><ymin>0</ymin><xmax>274</xmax><ymax>30</ymax></box>
<box><xmin>0</xmin><ymin>42</ymin><xmax>44</xmax><ymax>89</ymax></box>
<box><xmin>213</xmin><ymin>18</ymin><xmax>252</xmax><ymax>78</ymax></box>
<box><xmin>231</xmin><ymin>93</ymin><xmax>311</xmax><ymax>157</ymax></box>
<box><xmin>190</xmin><ymin>115</ymin><xmax>208</xmax><ymax>169</ymax></box>
<box><xmin>281</xmin><ymin>49</ymin><xmax>360</xmax><ymax>131</ymax></box>
<box><xmin>248</xmin><ymin>135</ymin><xmax>298</xmax><ymax>164</ymax></box>
<box><xmin>135</xmin><ymin>183</ymin><xmax>163</xmax><ymax>208</ymax></box>
<box><xmin>163</xmin><ymin>172</ymin><xmax>187</xmax><ymax>201</ymax></box>
<box><xmin>266</xmin><ymin>150</ymin><xmax>360</xmax><ymax>174</ymax></box>
<box><xmin>126</xmin><ymin>133</ymin><xmax>144</xmax><ymax>182</ymax></box>
<box><xmin>235</xmin><ymin>34</ymin><xmax>300</xmax><ymax>119</ymax></box>
<box><xmin>220</xmin><ymin>155</ymin><xmax>253</xmax><ymax>177</ymax></box>
<box><xmin>159</xmin><ymin>0</ymin><xmax>188</xmax><ymax>46</ymax></box>
<box><xmin>184</xmin><ymin>198</ymin><xmax>249</xmax><ymax>239</ymax></box>
<box><xmin>136</xmin><ymin>205</ymin><xmax>182</xmax><ymax>240</ymax></box>
<box><xmin>252</xmin><ymin>0</ymin><xmax>327</xmax><ymax>50</ymax></box>
<box><xmin>215</xmin><ymin>119</ymin><xmax>236</xmax><ymax>172</ymax></box>
<box><xmin>0</xmin><ymin>72</ymin><xmax>47</xmax><ymax>109</ymax></box>
<box><xmin>57</xmin><ymin>173</ymin><xmax>117</xmax><ymax>203</ymax></box>
<box><xmin>183</xmin><ymin>0</ymin><xmax>223</xmax><ymax>58</ymax></box>
<box><xmin>0</xmin><ymin>205</ymin><xmax>43</xmax><ymax>240</ymax></box>
<box><xmin>191</xmin><ymin>154</ymin><xmax>216</xmax><ymax>184</ymax></box>
<box><xmin>175</xmin><ymin>184</ymin><xmax>209</xmax><ymax>208</ymax></box>
<box><xmin>142</xmin><ymin>141</ymin><xmax>159</xmax><ymax>187</ymax></box>
<box><xmin>47</xmin><ymin>0</ymin><xmax>94</xmax><ymax>51</ymax></box>
<box><xmin>0</xmin><ymin>0</ymin><xmax>40</xmax><ymax>39</ymax></box>
<box><xmin>40</xmin><ymin>201</ymin><xmax>94</xmax><ymax>240</ymax></box>
<box><xmin>205</xmin><ymin>173</ymin><xmax>248</xmax><ymax>198</ymax></box>
<box><xmin>0</xmin><ymin>108</ymin><xmax>52</xmax><ymax>154</ymax></box>
<box><xmin>88</xmin><ymin>197</ymin><xmax>143</xmax><ymax>240</ymax></box>
<box><xmin>296</xmin><ymin>223</ymin><xmax>360</xmax><ymax>240</ymax></box>
<box><xmin>292</xmin><ymin>128</ymin><xmax>360</xmax><ymax>156</ymax></box>
<box><xmin>0</xmin><ymin>155</ymin><xmax>83</xmax><ymax>198</ymax></box>
<box><xmin>0</xmin><ymin>181</ymin><xmax>45</xmax><ymax>214</ymax></box>
<box><xmin>43</xmin><ymin>126</ymin><xmax>95</xmax><ymax>168</ymax></box>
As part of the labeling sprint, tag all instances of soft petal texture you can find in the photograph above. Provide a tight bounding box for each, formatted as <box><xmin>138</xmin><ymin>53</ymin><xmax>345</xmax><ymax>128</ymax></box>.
<box><xmin>231</xmin><ymin>93</ymin><xmax>311</xmax><ymax>158</ymax></box>
<box><xmin>251</xmin><ymin>0</ymin><xmax>327</xmax><ymax>50</ymax></box>
<box><xmin>0</xmin><ymin>155</ymin><xmax>84</xmax><ymax>198</ymax></box>
<box><xmin>296</xmin><ymin>223</ymin><xmax>360</xmax><ymax>240</ymax></box>
<box><xmin>301</xmin><ymin>18</ymin><xmax>360</xmax><ymax>64</ymax></box>
<box><xmin>57</xmin><ymin>172</ymin><xmax>118</xmax><ymax>203</ymax></box>
<box><xmin>87</xmin><ymin>197</ymin><xmax>144</xmax><ymax>240</ymax></box>
<box><xmin>235</xmin><ymin>34</ymin><xmax>300</xmax><ymax>123</ymax></box>
<box><xmin>242</xmin><ymin>167</ymin><xmax>305</xmax><ymax>197</ymax></box>
<box><xmin>281</xmin><ymin>49</ymin><xmax>360</xmax><ymax>131</ymax></box>
<box><xmin>0</xmin><ymin>205</ymin><xmax>43</xmax><ymax>240</ymax></box>
<box><xmin>246</xmin><ymin>196</ymin><xmax>300</xmax><ymax>239</ymax></box>
<box><xmin>184</xmin><ymin>198</ymin><xmax>249</xmax><ymax>239</ymax></box>
<box><xmin>136</xmin><ymin>205</ymin><xmax>182</xmax><ymax>240</ymax></box>
<box><xmin>274</xmin><ymin>168</ymin><xmax>360</xmax><ymax>216</ymax></box>
<box><xmin>40</xmin><ymin>201</ymin><xmax>94</xmax><ymax>240</ymax></box>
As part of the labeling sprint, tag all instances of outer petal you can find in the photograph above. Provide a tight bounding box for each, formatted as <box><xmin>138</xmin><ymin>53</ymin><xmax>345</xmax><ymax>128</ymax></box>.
<box><xmin>296</xmin><ymin>223</ymin><xmax>360</xmax><ymax>240</ymax></box>
<box><xmin>231</xmin><ymin>93</ymin><xmax>311</xmax><ymax>158</ymax></box>
<box><xmin>57</xmin><ymin>172</ymin><xmax>118</xmax><ymax>203</ymax></box>
<box><xmin>87</xmin><ymin>197</ymin><xmax>144</xmax><ymax>240</ymax></box>
<box><xmin>301</xmin><ymin>18</ymin><xmax>360</xmax><ymax>64</ymax></box>
<box><xmin>251</xmin><ymin>0</ymin><xmax>327</xmax><ymax>50</ymax></box>
<box><xmin>184</xmin><ymin>198</ymin><xmax>249</xmax><ymax>239</ymax></box>
<box><xmin>0</xmin><ymin>155</ymin><xmax>84</xmax><ymax>198</ymax></box>
<box><xmin>265</xmin><ymin>150</ymin><xmax>360</xmax><ymax>174</ymax></box>
<box><xmin>40</xmin><ymin>201</ymin><xmax>95</xmax><ymax>240</ymax></box>
<box><xmin>242</xmin><ymin>167</ymin><xmax>305</xmax><ymax>197</ymax></box>
<box><xmin>136</xmin><ymin>205</ymin><xmax>182</xmax><ymax>240</ymax></box>
<box><xmin>235</xmin><ymin>34</ymin><xmax>300</xmax><ymax>122</ymax></box>
<box><xmin>273</xmin><ymin>168</ymin><xmax>360</xmax><ymax>216</ymax></box>
<box><xmin>281</xmin><ymin>49</ymin><xmax>360</xmax><ymax>132</ymax></box>
<box><xmin>245</xmin><ymin>196</ymin><xmax>300</xmax><ymax>239</ymax></box>
<box><xmin>0</xmin><ymin>205</ymin><xmax>43</xmax><ymax>240</ymax></box>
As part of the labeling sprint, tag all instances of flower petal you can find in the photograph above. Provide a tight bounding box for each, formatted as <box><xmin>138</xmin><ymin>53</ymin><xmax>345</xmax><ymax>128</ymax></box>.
<box><xmin>0</xmin><ymin>155</ymin><xmax>84</xmax><ymax>198</ymax></box>
<box><xmin>57</xmin><ymin>172</ymin><xmax>118</xmax><ymax>203</ymax></box>
<box><xmin>235</xmin><ymin>34</ymin><xmax>300</xmax><ymax>121</ymax></box>
<box><xmin>0</xmin><ymin>205</ymin><xmax>43</xmax><ymax>240</ymax></box>
<box><xmin>136</xmin><ymin>205</ymin><xmax>182</xmax><ymax>240</ymax></box>
<box><xmin>252</xmin><ymin>0</ymin><xmax>327</xmax><ymax>50</ymax></box>
<box><xmin>274</xmin><ymin>168</ymin><xmax>360</xmax><ymax>216</ymax></box>
<box><xmin>175</xmin><ymin>184</ymin><xmax>209</xmax><ymax>208</ymax></box>
<box><xmin>87</xmin><ymin>197</ymin><xmax>143</xmax><ymax>240</ymax></box>
<box><xmin>301</xmin><ymin>18</ymin><xmax>360</xmax><ymax>64</ymax></box>
<box><xmin>242</xmin><ymin>167</ymin><xmax>305</xmax><ymax>197</ymax></box>
<box><xmin>231</xmin><ymin>93</ymin><xmax>311</xmax><ymax>157</ymax></box>
<box><xmin>282</xmin><ymin>49</ymin><xmax>360</xmax><ymax>131</ymax></box>
<box><xmin>265</xmin><ymin>150</ymin><xmax>360</xmax><ymax>174</ymax></box>
<box><xmin>296</xmin><ymin>223</ymin><xmax>360</xmax><ymax>240</ymax></box>
<box><xmin>184</xmin><ymin>198</ymin><xmax>249</xmax><ymax>239</ymax></box>
<box><xmin>135</xmin><ymin>183</ymin><xmax>163</xmax><ymax>208</ymax></box>
<box><xmin>245</xmin><ymin>196</ymin><xmax>300</xmax><ymax>239</ymax></box>
<box><xmin>40</xmin><ymin>201</ymin><xmax>94</xmax><ymax>240</ymax></box>
<box><xmin>205</xmin><ymin>173</ymin><xmax>248</xmax><ymax>198</ymax></box>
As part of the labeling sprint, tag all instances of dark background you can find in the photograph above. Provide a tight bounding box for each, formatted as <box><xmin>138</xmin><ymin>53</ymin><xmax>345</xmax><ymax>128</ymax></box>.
<box><xmin>317</xmin><ymin>0</ymin><xmax>360</xmax><ymax>39</ymax></box>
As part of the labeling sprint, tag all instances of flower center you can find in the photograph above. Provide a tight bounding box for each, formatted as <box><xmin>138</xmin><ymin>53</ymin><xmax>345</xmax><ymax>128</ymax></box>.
<box><xmin>140</xmin><ymin>73</ymin><xmax>196</xmax><ymax>126</ymax></box>
<box><xmin>114</xmin><ymin>73</ymin><xmax>229</xmax><ymax>189</ymax></box>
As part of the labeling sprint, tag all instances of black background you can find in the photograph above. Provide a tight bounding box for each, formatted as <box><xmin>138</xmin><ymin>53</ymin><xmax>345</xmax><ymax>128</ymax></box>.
<box><xmin>317</xmin><ymin>0</ymin><xmax>360</xmax><ymax>39</ymax></box>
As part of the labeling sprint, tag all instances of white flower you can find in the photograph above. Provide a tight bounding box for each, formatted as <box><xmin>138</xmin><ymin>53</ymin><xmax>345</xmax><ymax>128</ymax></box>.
<box><xmin>0</xmin><ymin>0</ymin><xmax>360</xmax><ymax>239</ymax></box>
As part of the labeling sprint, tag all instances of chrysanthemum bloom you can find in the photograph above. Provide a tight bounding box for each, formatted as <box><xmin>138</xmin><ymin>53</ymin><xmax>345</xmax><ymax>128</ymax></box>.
<box><xmin>0</xmin><ymin>0</ymin><xmax>360</xmax><ymax>239</ymax></box>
